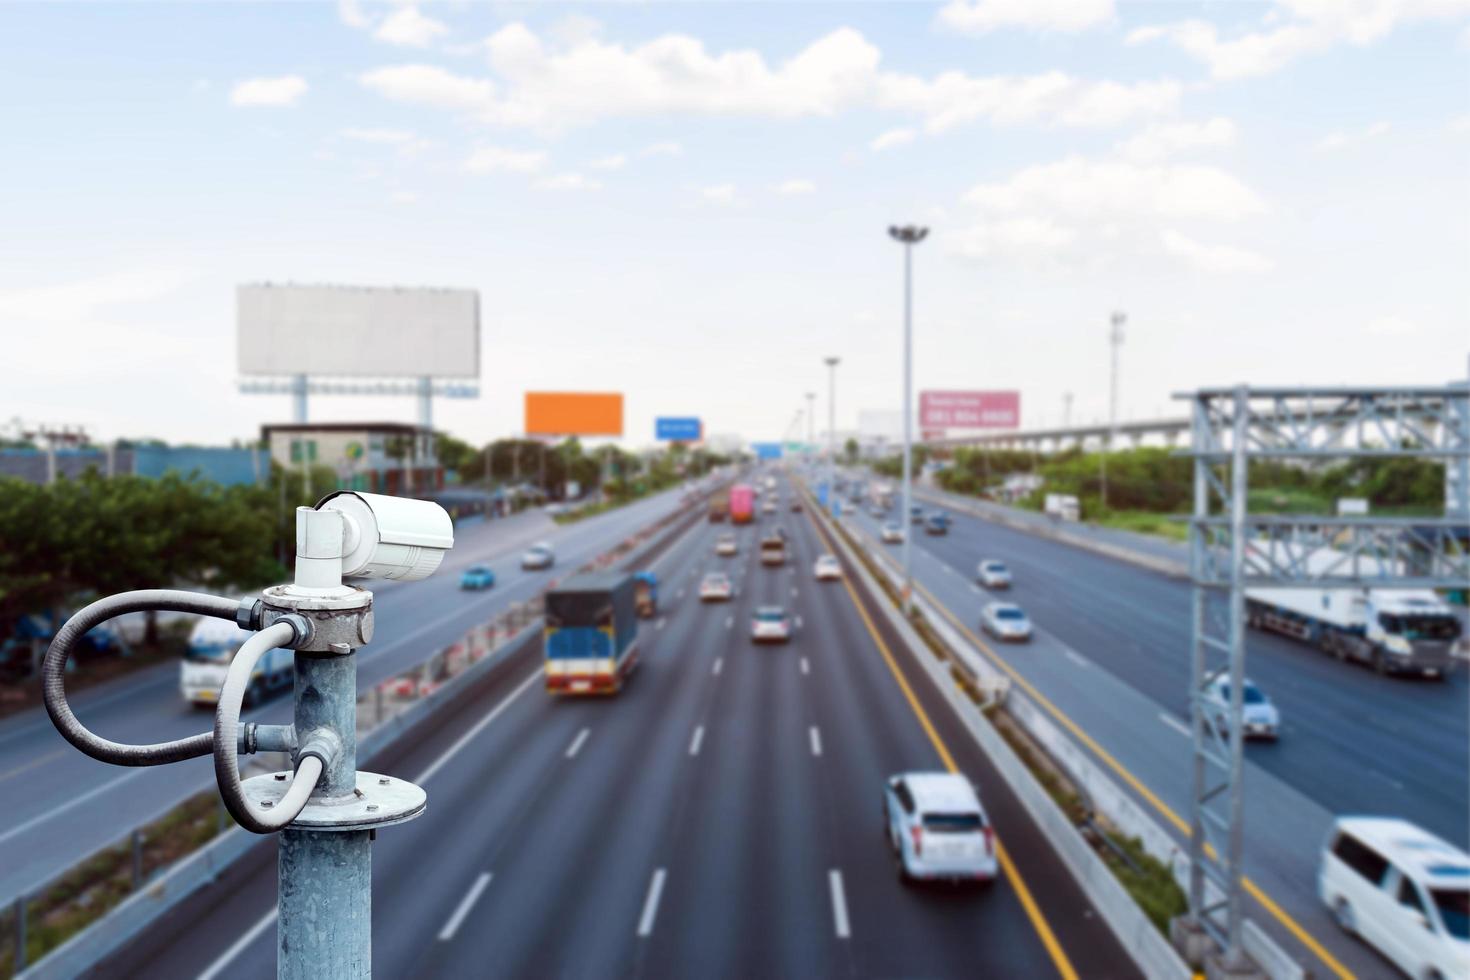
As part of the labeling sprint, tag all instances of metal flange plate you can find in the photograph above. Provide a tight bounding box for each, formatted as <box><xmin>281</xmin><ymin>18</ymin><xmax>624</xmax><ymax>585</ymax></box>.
<box><xmin>242</xmin><ymin>770</ymin><xmax>426</xmax><ymax>832</ymax></box>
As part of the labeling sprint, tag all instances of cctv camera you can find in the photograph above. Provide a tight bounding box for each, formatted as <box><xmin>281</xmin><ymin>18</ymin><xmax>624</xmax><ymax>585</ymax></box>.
<box><xmin>313</xmin><ymin>491</ymin><xmax>454</xmax><ymax>582</ymax></box>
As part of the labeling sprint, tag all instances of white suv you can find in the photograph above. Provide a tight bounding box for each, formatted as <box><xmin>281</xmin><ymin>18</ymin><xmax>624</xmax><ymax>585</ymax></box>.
<box><xmin>884</xmin><ymin>772</ymin><xmax>997</xmax><ymax>885</ymax></box>
<box><xmin>1320</xmin><ymin>817</ymin><xmax>1469</xmax><ymax>980</ymax></box>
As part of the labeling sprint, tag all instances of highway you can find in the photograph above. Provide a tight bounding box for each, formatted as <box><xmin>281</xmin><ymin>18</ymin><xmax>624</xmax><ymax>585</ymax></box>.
<box><xmin>839</xmin><ymin>473</ymin><xmax>1468</xmax><ymax>978</ymax></box>
<box><xmin>0</xmin><ymin>485</ymin><xmax>693</xmax><ymax>906</ymax></box>
<box><xmin>94</xmin><ymin>474</ymin><xmax>1134</xmax><ymax>979</ymax></box>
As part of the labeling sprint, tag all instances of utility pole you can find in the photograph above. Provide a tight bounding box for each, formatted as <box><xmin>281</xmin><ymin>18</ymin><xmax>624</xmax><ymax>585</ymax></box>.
<box><xmin>825</xmin><ymin>357</ymin><xmax>840</xmax><ymax>511</ymax></box>
<box><xmin>805</xmin><ymin>392</ymin><xmax>816</xmax><ymax>457</ymax></box>
<box><xmin>889</xmin><ymin>224</ymin><xmax>928</xmax><ymax>615</ymax></box>
<box><xmin>1100</xmin><ymin>311</ymin><xmax>1125</xmax><ymax>513</ymax></box>
<box><xmin>1063</xmin><ymin>391</ymin><xmax>1074</xmax><ymax>428</ymax></box>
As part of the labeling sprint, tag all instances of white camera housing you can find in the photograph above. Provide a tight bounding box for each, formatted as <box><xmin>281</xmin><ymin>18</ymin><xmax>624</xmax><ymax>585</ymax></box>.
<box><xmin>304</xmin><ymin>491</ymin><xmax>455</xmax><ymax>585</ymax></box>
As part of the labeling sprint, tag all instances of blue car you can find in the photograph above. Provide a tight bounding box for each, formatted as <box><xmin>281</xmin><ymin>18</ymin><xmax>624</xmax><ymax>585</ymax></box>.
<box><xmin>460</xmin><ymin>564</ymin><xmax>496</xmax><ymax>590</ymax></box>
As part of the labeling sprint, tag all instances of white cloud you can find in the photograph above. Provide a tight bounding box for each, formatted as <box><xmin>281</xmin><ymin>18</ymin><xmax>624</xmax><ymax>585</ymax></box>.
<box><xmin>1127</xmin><ymin>1</ymin><xmax>1470</xmax><ymax>80</ymax></box>
<box><xmin>375</xmin><ymin>6</ymin><xmax>449</xmax><ymax>48</ymax></box>
<box><xmin>230</xmin><ymin>75</ymin><xmax>308</xmax><ymax>107</ymax></box>
<box><xmin>1160</xmin><ymin>229</ymin><xmax>1272</xmax><ymax>274</ymax></box>
<box><xmin>338</xmin><ymin>0</ymin><xmax>371</xmax><ymax>30</ymax></box>
<box><xmin>937</xmin><ymin>0</ymin><xmax>1114</xmax><ymax>35</ymax></box>
<box><xmin>946</xmin><ymin>217</ymin><xmax>1080</xmax><ymax>261</ymax></box>
<box><xmin>0</xmin><ymin>268</ymin><xmax>195</xmax><ymax>322</ymax></box>
<box><xmin>1450</xmin><ymin>113</ymin><xmax>1470</xmax><ymax>133</ymax></box>
<box><xmin>1118</xmin><ymin>117</ymin><xmax>1236</xmax><ymax>162</ymax></box>
<box><xmin>590</xmin><ymin>153</ymin><xmax>627</xmax><ymax>170</ymax></box>
<box><xmin>702</xmin><ymin>184</ymin><xmax>736</xmax><ymax>204</ymax></box>
<box><xmin>462</xmin><ymin>145</ymin><xmax>546</xmax><ymax>174</ymax></box>
<box><xmin>641</xmin><ymin>141</ymin><xmax>683</xmax><ymax>157</ymax></box>
<box><xmin>871</xmin><ymin>127</ymin><xmax>916</xmax><ymax>151</ymax></box>
<box><xmin>388</xmin><ymin>190</ymin><xmax>419</xmax><ymax>205</ymax></box>
<box><xmin>358</xmin><ymin>25</ymin><xmax>1179</xmax><ymax>133</ymax></box>
<box><xmin>1364</xmin><ymin>314</ymin><xmax>1418</xmax><ymax>336</ymax></box>
<box><xmin>949</xmin><ymin>151</ymin><xmax>1269</xmax><ymax>270</ymax></box>
<box><xmin>875</xmin><ymin>70</ymin><xmax>1181</xmax><ymax>133</ymax></box>
<box><xmin>533</xmin><ymin>172</ymin><xmax>601</xmax><ymax>191</ymax></box>
<box><xmin>340</xmin><ymin>127</ymin><xmax>417</xmax><ymax>144</ymax></box>
<box><xmin>360</xmin><ymin>64</ymin><xmax>495</xmax><ymax>111</ymax></box>
<box><xmin>963</xmin><ymin>156</ymin><xmax>1265</xmax><ymax>222</ymax></box>
<box><xmin>776</xmin><ymin>179</ymin><xmax>816</xmax><ymax>195</ymax></box>
<box><xmin>1314</xmin><ymin>119</ymin><xmax>1392</xmax><ymax>151</ymax></box>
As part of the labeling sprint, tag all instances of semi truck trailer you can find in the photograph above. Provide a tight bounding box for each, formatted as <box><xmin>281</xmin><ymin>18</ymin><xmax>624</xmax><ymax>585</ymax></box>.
<box><xmin>1245</xmin><ymin>548</ymin><xmax>1465</xmax><ymax>678</ymax></box>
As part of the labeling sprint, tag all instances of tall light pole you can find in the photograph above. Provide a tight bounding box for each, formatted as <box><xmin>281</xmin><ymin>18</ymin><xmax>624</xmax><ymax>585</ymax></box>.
<box><xmin>889</xmin><ymin>224</ymin><xmax>928</xmax><ymax>615</ymax></box>
<box><xmin>824</xmin><ymin>358</ymin><xmax>840</xmax><ymax>510</ymax></box>
<box><xmin>805</xmin><ymin>392</ymin><xmax>816</xmax><ymax>459</ymax></box>
<box><xmin>1100</xmin><ymin>311</ymin><xmax>1125</xmax><ymax>513</ymax></box>
<box><xmin>1063</xmin><ymin>391</ymin><xmax>1074</xmax><ymax>428</ymax></box>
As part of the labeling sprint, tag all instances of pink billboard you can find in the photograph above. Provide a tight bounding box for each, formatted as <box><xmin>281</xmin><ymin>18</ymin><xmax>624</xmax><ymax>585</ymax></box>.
<box><xmin>919</xmin><ymin>390</ymin><xmax>1020</xmax><ymax>430</ymax></box>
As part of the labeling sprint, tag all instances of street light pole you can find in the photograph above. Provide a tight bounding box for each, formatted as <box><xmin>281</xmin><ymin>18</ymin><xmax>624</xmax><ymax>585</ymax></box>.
<box><xmin>889</xmin><ymin>224</ymin><xmax>928</xmax><ymax>615</ymax></box>
<box><xmin>1101</xmin><ymin>311</ymin><xmax>1125</xmax><ymax>513</ymax></box>
<box><xmin>805</xmin><ymin>392</ymin><xmax>816</xmax><ymax>458</ymax></box>
<box><xmin>824</xmin><ymin>358</ymin><xmax>840</xmax><ymax>511</ymax></box>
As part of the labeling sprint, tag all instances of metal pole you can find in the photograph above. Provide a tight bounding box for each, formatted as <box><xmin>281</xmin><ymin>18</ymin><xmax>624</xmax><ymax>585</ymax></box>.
<box><xmin>888</xmin><ymin>224</ymin><xmax>927</xmax><ymax>614</ymax></box>
<box><xmin>825</xmin><ymin>358</ymin><xmax>839</xmax><ymax>512</ymax></box>
<box><xmin>806</xmin><ymin>393</ymin><xmax>816</xmax><ymax>455</ymax></box>
<box><xmin>1101</xmin><ymin>311</ymin><xmax>1125</xmax><ymax>512</ymax></box>
<box><xmin>292</xmin><ymin>373</ymin><xmax>308</xmax><ymax>424</ymax></box>
<box><xmin>1186</xmin><ymin>394</ymin><xmax>1211</xmax><ymax>945</ymax></box>
<box><xmin>1222</xmin><ymin>384</ymin><xmax>1251</xmax><ymax>967</ymax></box>
<box><xmin>279</xmin><ymin>651</ymin><xmax>369</xmax><ymax>979</ymax></box>
<box><xmin>900</xmin><ymin>240</ymin><xmax>914</xmax><ymax>615</ymax></box>
<box><xmin>1063</xmin><ymin>391</ymin><xmax>1073</xmax><ymax>428</ymax></box>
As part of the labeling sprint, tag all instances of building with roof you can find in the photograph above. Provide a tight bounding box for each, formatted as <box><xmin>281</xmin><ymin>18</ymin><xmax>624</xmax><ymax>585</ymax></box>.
<box><xmin>261</xmin><ymin>422</ymin><xmax>442</xmax><ymax>495</ymax></box>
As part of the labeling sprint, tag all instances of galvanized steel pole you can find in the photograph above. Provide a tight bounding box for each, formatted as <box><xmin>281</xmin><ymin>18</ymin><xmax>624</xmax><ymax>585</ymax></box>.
<box><xmin>825</xmin><ymin>357</ymin><xmax>840</xmax><ymax>511</ymax></box>
<box><xmin>889</xmin><ymin>225</ymin><xmax>928</xmax><ymax>616</ymax></box>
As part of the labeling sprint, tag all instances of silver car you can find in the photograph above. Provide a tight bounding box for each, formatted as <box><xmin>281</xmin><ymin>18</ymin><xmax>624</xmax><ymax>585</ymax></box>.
<box><xmin>1202</xmin><ymin>677</ymin><xmax>1280</xmax><ymax>740</ymax></box>
<box><xmin>980</xmin><ymin>602</ymin><xmax>1031</xmax><ymax>642</ymax></box>
<box><xmin>976</xmin><ymin>560</ymin><xmax>1012</xmax><ymax>589</ymax></box>
<box><xmin>884</xmin><ymin>772</ymin><xmax>997</xmax><ymax>884</ymax></box>
<box><xmin>520</xmin><ymin>543</ymin><xmax>555</xmax><ymax>570</ymax></box>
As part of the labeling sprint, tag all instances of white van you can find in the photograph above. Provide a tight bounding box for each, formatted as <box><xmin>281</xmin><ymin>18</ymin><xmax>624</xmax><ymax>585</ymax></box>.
<box><xmin>180</xmin><ymin>617</ymin><xmax>293</xmax><ymax>708</ymax></box>
<box><xmin>1319</xmin><ymin>817</ymin><xmax>1469</xmax><ymax>979</ymax></box>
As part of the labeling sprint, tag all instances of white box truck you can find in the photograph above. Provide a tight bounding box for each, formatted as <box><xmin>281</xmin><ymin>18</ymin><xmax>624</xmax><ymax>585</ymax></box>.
<box><xmin>1044</xmin><ymin>494</ymin><xmax>1080</xmax><ymax>522</ymax></box>
<box><xmin>1245</xmin><ymin>547</ymin><xmax>1466</xmax><ymax>678</ymax></box>
<box><xmin>180</xmin><ymin>617</ymin><xmax>294</xmax><ymax>707</ymax></box>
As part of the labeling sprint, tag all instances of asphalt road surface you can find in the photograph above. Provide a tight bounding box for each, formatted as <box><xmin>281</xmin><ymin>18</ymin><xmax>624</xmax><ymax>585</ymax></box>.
<box><xmin>94</xmin><ymin>476</ymin><xmax>1135</xmax><ymax>979</ymax></box>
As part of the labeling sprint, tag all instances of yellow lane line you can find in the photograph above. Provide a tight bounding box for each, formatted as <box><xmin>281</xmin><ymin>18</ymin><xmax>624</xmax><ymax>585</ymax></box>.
<box><xmin>804</xmin><ymin>505</ymin><xmax>1079</xmax><ymax>980</ymax></box>
<box><xmin>906</xmin><ymin>558</ymin><xmax>1353</xmax><ymax>980</ymax></box>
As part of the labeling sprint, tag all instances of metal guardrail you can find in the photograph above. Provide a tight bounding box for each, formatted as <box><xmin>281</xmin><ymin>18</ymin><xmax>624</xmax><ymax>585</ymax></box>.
<box><xmin>12</xmin><ymin>494</ymin><xmax>708</xmax><ymax>979</ymax></box>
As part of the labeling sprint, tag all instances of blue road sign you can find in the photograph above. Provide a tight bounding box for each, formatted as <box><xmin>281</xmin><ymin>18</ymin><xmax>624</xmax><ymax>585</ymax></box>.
<box><xmin>752</xmin><ymin>442</ymin><xmax>784</xmax><ymax>460</ymax></box>
<box><xmin>655</xmin><ymin>417</ymin><xmax>702</xmax><ymax>441</ymax></box>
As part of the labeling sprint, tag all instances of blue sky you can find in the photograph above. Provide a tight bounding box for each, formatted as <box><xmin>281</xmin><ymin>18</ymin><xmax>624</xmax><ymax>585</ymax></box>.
<box><xmin>3</xmin><ymin>0</ymin><xmax>1467</xmax><ymax>449</ymax></box>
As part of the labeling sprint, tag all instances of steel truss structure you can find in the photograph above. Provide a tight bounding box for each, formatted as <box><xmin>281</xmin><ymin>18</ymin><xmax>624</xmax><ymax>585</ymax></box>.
<box><xmin>1180</xmin><ymin>385</ymin><xmax>1469</xmax><ymax>968</ymax></box>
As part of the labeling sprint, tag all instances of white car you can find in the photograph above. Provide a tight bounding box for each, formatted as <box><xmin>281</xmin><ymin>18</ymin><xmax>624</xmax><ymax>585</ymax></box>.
<box><xmin>980</xmin><ymin>602</ymin><xmax>1032</xmax><ymax>642</ymax></box>
<box><xmin>521</xmin><ymin>543</ymin><xmax>555</xmax><ymax>570</ymax></box>
<box><xmin>1202</xmin><ymin>676</ymin><xmax>1280</xmax><ymax>740</ymax></box>
<box><xmin>750</xmin><ymin>606</ymin><xmax>793</xmax><ymax>643</ymax></box>
<box><xmin>977</xmin><ymin>560</ymin><xmax>1012</xmax><ymax>589</ymax></box>
<box><xmin>814</xmin><ymin>555</ymin><xmax>842</xmax><ymax>581</ymax></box>
<box><xmin>884</xmin><ymin>772</ymin><xmax>997</xmax><ymax>884</ymax></box>
<box><xmin>715</xmin><ymin>534</ymin><xmax>738</xmax><ymax>557</ymax></box>
<box><xmin>762</xmin><ymin>499</ymin><xmax>778</xmax><ymax>514</ymax></box>
<box><xmin>881</xmin><ymin>522</ymin><xmax>905</xmax><ymax>544</ymax></box>
<box><xmin>1319</xmin><ymin>817</ymin><xmax>1469</xmax><ymax>980</ymax></box>
<box><xmin>699</xmin><ymin>572</ymin><xmax>734</xmax><ymax>602</ymax></box>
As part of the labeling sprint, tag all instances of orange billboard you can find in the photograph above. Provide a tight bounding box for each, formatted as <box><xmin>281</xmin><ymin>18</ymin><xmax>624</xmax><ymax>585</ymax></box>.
<box><xmin>524</xmin><ymin>392</ymin><xmax>624</xmax><ymax>437</ymax></box>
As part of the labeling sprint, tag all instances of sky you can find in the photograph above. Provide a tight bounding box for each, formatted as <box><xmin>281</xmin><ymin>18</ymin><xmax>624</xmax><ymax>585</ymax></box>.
<box><xmin>2</xmin><ymin>0</ymin><xmax>1468</xmax><ymax>451</ymax></box>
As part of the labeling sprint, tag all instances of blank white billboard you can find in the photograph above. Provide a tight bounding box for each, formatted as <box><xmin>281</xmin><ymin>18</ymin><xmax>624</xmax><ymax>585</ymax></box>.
<box><xmin>238</xmin><ymin>284</ymin><xmax>480</xmax><ymax>379</ymax></box>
